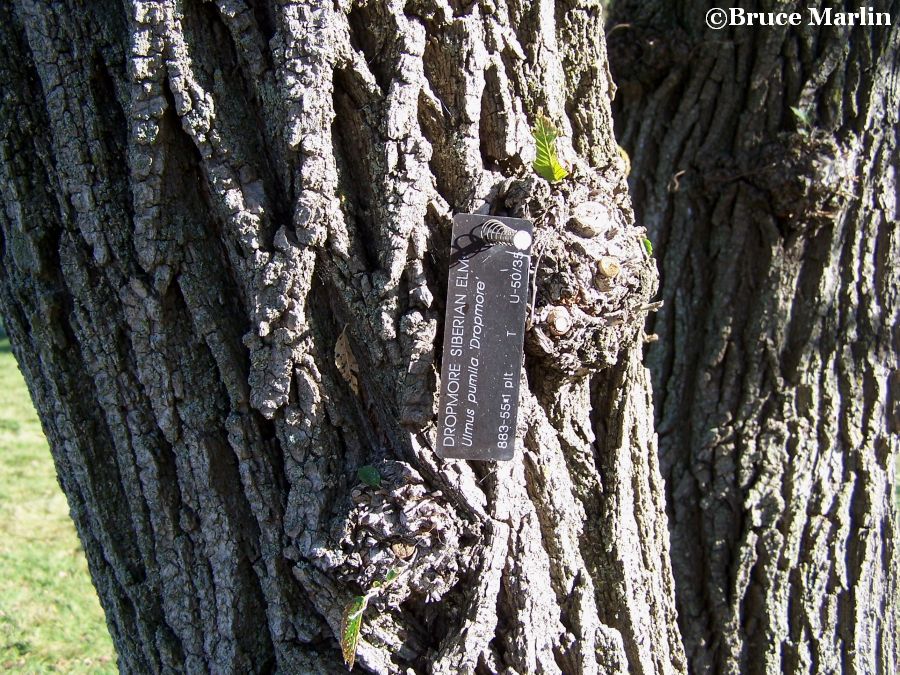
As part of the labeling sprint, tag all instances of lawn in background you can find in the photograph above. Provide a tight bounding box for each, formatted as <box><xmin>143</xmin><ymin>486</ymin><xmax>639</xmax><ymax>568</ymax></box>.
<box><xmin>0</xmin><ymin>337</ymin><xmax>116</xmax><ymax>673</ymax></box>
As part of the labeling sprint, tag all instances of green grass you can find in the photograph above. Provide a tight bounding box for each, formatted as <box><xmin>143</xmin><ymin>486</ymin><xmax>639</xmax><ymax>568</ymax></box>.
<box><xmin>0</xmin><ymin>338</ymin><xmax>116</xmax><ymax>673</ymax></box>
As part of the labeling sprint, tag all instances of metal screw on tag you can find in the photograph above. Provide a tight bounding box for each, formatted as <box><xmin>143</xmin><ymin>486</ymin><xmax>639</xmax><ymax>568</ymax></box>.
<box><xmin>480</xmin><ymin>219</ymin><xmax>533</xmax><ymax>251</ymax></box>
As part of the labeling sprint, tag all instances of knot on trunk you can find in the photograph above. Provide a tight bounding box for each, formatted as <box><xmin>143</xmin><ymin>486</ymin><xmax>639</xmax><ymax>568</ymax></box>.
<box><xmin>500</xmin><ymin>177</ymin><xmax>658</xmax><ymax>377</ymax></box>
<box><xmin>751</xmin><ymin>133</ymin><xmax>856</xmax><ymax>234</ymax></box>
<box><xmin>337</xmin><ymin>461</ymin><xmax>463</xmax><ymax>602</ymax></box>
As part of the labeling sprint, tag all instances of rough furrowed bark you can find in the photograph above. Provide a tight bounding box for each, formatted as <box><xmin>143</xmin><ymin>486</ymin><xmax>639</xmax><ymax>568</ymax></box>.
<box><xmin>0</xmin><ymin>0</ymin><xmax>682</xmax><ymax>673</ymax></box>
<box><xmin>609</xmin><ymin>1</ymin><xmax>899</xmax><ymax>673</ymax></box>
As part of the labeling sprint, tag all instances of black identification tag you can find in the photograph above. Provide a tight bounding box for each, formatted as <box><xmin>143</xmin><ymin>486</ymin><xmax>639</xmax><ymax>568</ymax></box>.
<box><xmin>436</xmin><ymin>214</ymin><xmax>533</xmax><ymax>461</ymax></box>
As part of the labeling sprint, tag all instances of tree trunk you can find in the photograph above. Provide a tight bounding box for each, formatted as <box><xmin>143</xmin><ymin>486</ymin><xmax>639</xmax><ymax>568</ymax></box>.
<box><xmin>0</xmin><ymin>1</ymin><xmax>683</xmax><ymax>673</ymax></box>
<box><xmin>608</xmin><ymin>1</ymin><xmax>899</xmax><ymax>672</ymax></box>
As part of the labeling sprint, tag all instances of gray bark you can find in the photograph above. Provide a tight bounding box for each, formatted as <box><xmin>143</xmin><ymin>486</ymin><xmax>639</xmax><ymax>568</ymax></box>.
<box><xmin>609</xmin><ymin>1</ymin><xmax>899</xmax><ymax>673</ymax></box>
<box><xmin>0</xmin><ymin>1</ymin><xmax>682</xmax><ymax>673</ymax></box>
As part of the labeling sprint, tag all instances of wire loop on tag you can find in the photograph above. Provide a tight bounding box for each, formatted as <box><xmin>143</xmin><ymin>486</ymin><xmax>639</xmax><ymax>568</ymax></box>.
<box><xmin>527</xmin><ymin>228</ymin><xmax>552</xmax><ymax>326</ymax></box>
<box><xmin>481</xmin><ymin>219</ymin><xmax>533</xmax><ymax>251</ymax></box>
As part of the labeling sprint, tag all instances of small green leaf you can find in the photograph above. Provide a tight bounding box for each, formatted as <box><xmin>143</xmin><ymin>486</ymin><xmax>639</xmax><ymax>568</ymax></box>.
<box><xmin>371</xmin><ymin>568</ymin><xmax>400</xmax><ymax>591</ymax></box>
<box><xmin>341</xmin><ymin>595</ymin><xmax>368</xmax><ymax>669</ymax></box>
<box><xmin>357</xmin><ymin>465</ymin><xmax>381</xmax><ymax>488</ymax></box>
<box><xmin>790</xmin><ymin>105</ymin><xmax>811</xmax><ymax>129</ymax></box>
<box><xmin>532</xmin><ymin>115</ymin><xmax>569</xmax><ymax>183</ymax></box>
<box><xmin>642</xmin><ymin>238</ymin><xmax>653</xmax><ymax>256</ymax></box>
